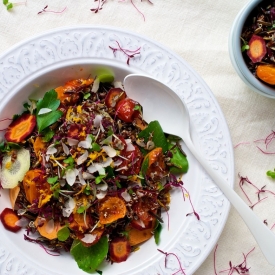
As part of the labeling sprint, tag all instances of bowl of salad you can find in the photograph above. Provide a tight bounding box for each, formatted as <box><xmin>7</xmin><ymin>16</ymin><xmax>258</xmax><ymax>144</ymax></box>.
<box><xmin>229</xmin><ymin>0</ymin><xmax>275</xmax><ymax>98</ymax></box>
<box><xmin>0</xmin><ymin>26</ymin><xmax>234</xmax><ymax>275</ymax></box>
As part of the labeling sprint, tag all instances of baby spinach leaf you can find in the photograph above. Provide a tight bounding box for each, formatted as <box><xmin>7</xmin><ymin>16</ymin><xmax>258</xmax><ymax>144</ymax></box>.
<box><xmin>154</xmin><ymin>221</ymin><xmax>162</xmax><ymax>245</ymax></box>
<box><xmin>168</xmin><ymin>142</ymin><xmax>189</xmax><ymax>174</ymax></box>
<box><xmin>138</xmin><ymin>120</ymin><xmax>168</xmax><ymax>153</ymax></box>
<box><xmin>57</xmin><ymin>226</ymin><xmax>70</xmax><ymax>241</ymax></box>
<box><xmin>70</xmin><ymin>236</ymin><xmax>108</xmax><ymax>273</ymax></box>
<box><xmin>36</xmin><ymin>89</ymin><xmax>62</xmax><ymax>132</ymax></box>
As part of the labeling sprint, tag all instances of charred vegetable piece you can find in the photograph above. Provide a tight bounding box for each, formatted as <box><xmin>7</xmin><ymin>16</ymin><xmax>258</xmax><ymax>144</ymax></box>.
<box><xmin>4</xmin><ymin>113</ymin><xmax>36</xmax><ymax>143</ymax></box>
<box><xmin>105</xmin><ymin>88</ymin><xmax>127</xmax><ymax>108</ymax></box>
<box><xmin>98</xmin><ymin>196</ymin><xmax>126</xmax><ymax>224</ymax></box>
<box><xmin>70</xmin><ymin>236</ymin><xmax>108</xmax><ymax>273</ymax></box>
<box><xmin>256</xmin><ymin>64</ymin><xmax>275</xmax><ymax>85</ymax></box>
<box><xmin>109</xmin><ymin>237</ymin><xmax>131</xmax><ymax>263</ymax></box>
<box><xmin>34</xmin><ymin>217</ymin><xmax>64</xmax><ymax>240</ymax></box>
<box><xmin>115</xmin><ymin>98</ymin><xmax>141</xmax><ymax>123</ymax></box>
<box><xmin>247</xmin><ymin>34</ymin><xmax>267</xmax><ymax>63</ymax></box>
<box><xmin>0</xmin><ymin>148</ymin><xmax>31</xmax><ymax>189</ymax></box>
<box><xmin>0</xmin><ymin>208</ymin><xmax>21</xmax><ymax>233</ymax></box>
<box><xmin>69</xmin><ymin>212</ymin><xmax>93</xmax><ymax>233</ymax></box>
<box><xmin>130</xmin><ymin>218</ymin><xmax>153</xmax><ymax>230</ymax></box>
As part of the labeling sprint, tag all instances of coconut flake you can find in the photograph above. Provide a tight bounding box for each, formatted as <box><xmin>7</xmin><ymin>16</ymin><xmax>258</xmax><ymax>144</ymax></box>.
<box><xmin>38</xmin><ymin>108</ymin><xmax>52</xmax><ymax>115</ymax></box>
<box><xmin>91</xmin><ymin>78</ymin><xmax>100</xmax><ymax>93</ymax></box>
<box><xmin>102</xmin><ymin>146</ymin><xmax>117</xmax><ymax>158</ymax></box>
<box><xmin>113</xmin><ymin>159</ymin><xmax>123</xmax><ymax>167</ymax></box>
<box><xmin>14</xmin><ymin>217</ymin><xmax>29</xmax><ymax>228</ymax></box>
<box><xmin>82</xmin><ymin>172</ymin><xmax>95</xmax><ymax>180</ymax></box>
<box><xmin>100</xmin><ymin>135</ymin><xmax>112</xmax><ymax>145</ymax></box>
<box><xmin>94</xmin><ymin>115</ymin><xmax>102</xmax><ymax>128</ymax></box>
<box><xmin>77</xmin><ymin>150</ymin><xmax>88</xmax><ymax>165</ymax></box>
<box><xmin>45</xmin><ymin>219</ymin><xmax>55</xmax><ymax>233</ymax></box>
<box><xmin>62</xmin><ymin>142</ymin><xmax>70</xmax><ymax>155</ymax></box>
<box><xmin>62</xmin><ymin>197</ymin><xmax>76</xmax><ymax>217</ymax></box>
<box><xmin>115</xmin><ymin>166</ymin><xmax>128</xmax><ymax>172</ymax></box>
<box><xmin>96</xmin><ymin>190</ymin><xmax>107</xmax><ymax>199</ymax></box>
<box><xmin>95</xmin><ymin>163</ymin><xmax>105</xmax><ymax>175</ymax></box>
<box><xmin>78</xmin><ymin>171</ymin><xmax>86</xmax><ymax>185</ymax></box>
<box><xmin>113</xmin><ymin>81</ymin><xmax>124</xmax><ymax>89</ymax></box>
<box><xmin>78</xmin><ymin>135</ymin><xmax>92</xmax><ymax>149</ymax></box>
<box><xmin>67</xmin><ymin>138</ymin><xmax>79</xmax><ymax>146</ymax></box>
<box><xmin>65</xmin><ymin>168</ymin><xmax>79</xmax><ymax>186</ymax></box>
<box><xmin>96</xmin><ymin>182</ymin><xmax>108</xmax><ymax>191</ymax></box>
<box><xmin>81</xmin><ymin>234</ymin><xmax>97</xmax><ymax>244</ymax></box>
<box><xmin>121</xmin><ymin>190</ymin><xmax>131</xmax><ymax>202</ymax></box>
<box><xmin>46</xmin><ymin>144</ymin><xmax>57</xmax><ymax>155</ymax></box>
<box><xmin>126</xmin><ymin>140</ymin><xmax>135</xmax><ymax>152</ymax></box>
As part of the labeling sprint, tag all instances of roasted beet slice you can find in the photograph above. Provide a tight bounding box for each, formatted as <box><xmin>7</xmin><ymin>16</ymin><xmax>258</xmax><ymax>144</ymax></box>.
<box><xmin>105</xmin><ymin>88</ymin><xmax>126</xmax><ymax>108</ymax></box>
<box><xmin>247</xmin><ymin>34</ymin><xmax>267</xmax><ymax>63</ymax></box>
<box><xmin>109</xmin><ymin>237</ymin><xmax>131</xmax><ymax>263</ymax></box>
<box><xmin>0</xmin><ymin>208</ymin><xmax>21</xmax><ymax>232</ymax></box>
<box><xmin>4</xmin><ymin>113</ymin><xmax>36</xmax><ymax>143</ymax></box>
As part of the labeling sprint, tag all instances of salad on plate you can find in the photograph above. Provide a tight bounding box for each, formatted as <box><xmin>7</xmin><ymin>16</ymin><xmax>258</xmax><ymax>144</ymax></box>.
<box><xmin>0</xmin><ymin>72</ymin><xmax>189</xmax><ymax>273</ymax></box>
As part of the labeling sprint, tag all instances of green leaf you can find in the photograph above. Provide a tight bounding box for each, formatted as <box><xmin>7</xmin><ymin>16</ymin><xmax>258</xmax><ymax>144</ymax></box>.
<box><xmin>96</xmin><ymin>68</ymin><xmax>114</xmax><ymax>83</ymax></box>
<box><xmin>92</xmin><ymin>143</ymin><xmax>101</xmax><ymax>151</ymax></box>
<box><xmin>3</xmin><ymin>0</ymin><xmax>8</xmax><ymax>5</ymax></box>
<box><xmin>140</xmin><ymin>157</ymin><xmax>149</xmax><ymax>185</ymax></box>
<box><xmin>77</xmin><ymin>205</ymin><xmax>87</xmax><ymax>214</ymax></box>
<box><xmin>37</xmin><ymin>110</ymin><xmax>63</xmax><ymax>132</ymax></box>
<box><xmin>84</xmin><ymin>93</ymin><xmax>91</xmax><ymax>99</ymax></box>
<box><xmin>42</xmin><ymin>128</ymin><xmax>55</xmax><ymax>142</ymax></box>
<box><xmin>36</xmin><ymin>89</ymin><xmax>60</xmax><ymax>112</ymax></box>
<box><xmin>6</xmin><ymin>2</ymin><xmax>12</xmax><ymax>9</ymax></box>
<box><xmin>168</xmin><ymin>142</ymin><xmax>189</xmax><ymax>174</ymax></box>
<box><xmin>154</xmin><ymin>221</ymin><xmax>162</xmax><ymax>245</ymax></box>
<box><xmin>70</xmin><ymin>236</ymin><xmax>108</xmax><ymax>273</ymax></box>
<box><xmin>138</xmin><ymin>120</ymin><xmax>168</xmax><ymax>153</ymax></box>
<box><xmin>47</xmin><ymin>176</ymin><xmax>58</xmax><ymax>184</ymax></box>
<box><xmin>64</xmin><ymin>156</ymin><xmax>75</xmax><ymax>165</ymax></box>
<box><xmin>57</xmin><ymin>226</ymin><xmax>70</xmax><ymax>242</ymax></box>
<box><xmin>95</xmin><ymin>175</ymin><xmax>106</xmax><ymax>184</ymax></box>
<box><xmin>267</xmin><ymin>169</ymin><xmax>275</xmax><ymax>179</ymax></box>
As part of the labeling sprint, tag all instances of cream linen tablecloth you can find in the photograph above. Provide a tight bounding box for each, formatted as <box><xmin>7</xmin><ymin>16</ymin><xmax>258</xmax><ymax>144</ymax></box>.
<box><xmin>1</xmin><ymin>0</ymin><xmax>275</xmax><ymax>274</ymax></box>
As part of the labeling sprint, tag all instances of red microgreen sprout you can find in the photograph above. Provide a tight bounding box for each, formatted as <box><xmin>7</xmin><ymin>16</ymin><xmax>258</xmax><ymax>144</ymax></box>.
<box><xmin>38</xmin><ymin>5</ymin><xmax>67</xmax><ymax>15</ymax></box>
<box><xmin>157</xmin><ymin>249</ymin><xmax>186</xmax><ymax>275</ymax></box>
<box><xmin>214</xmin><ymin>244</ymin><xmax>255</xmax><ymax>275</ymax></box>
<box><xmin>91</xmin><ymin>0</ymin><xmax>107</xmax><ymax>13</ymax></box>
<box><xmin>109</xmin><ymin>41</ymin><xmax>141</xmax><ymax>65</ymax></box>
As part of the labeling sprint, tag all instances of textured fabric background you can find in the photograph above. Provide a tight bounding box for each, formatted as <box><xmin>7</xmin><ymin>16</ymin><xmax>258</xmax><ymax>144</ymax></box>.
<box><xmin>1</xmin><ymin>0</ymin><xmax>275</xmax><ymax>274</ymax></box>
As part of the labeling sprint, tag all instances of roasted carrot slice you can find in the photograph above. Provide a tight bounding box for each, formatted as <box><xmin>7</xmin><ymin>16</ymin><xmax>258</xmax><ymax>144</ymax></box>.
<box><xmin>105</xmin><ymin>88</ymin><xmax>126</xmax><ymax>108</ymax></box>
<box><xmin>34</xmin><ymin>217</ymin><xmax>63</xmax><ymax>240</ymax></box>
<box><xmin>69</xmin><ymin>212</ymin><xmax>93</xmax><ymax>233</ymax></box>
<box><xmin>55</xmin><ymin>78</ymin><xmax>93</xmax><ymax>105</ymax></box>
<box><xmin>247</xmin><ymin>34</ymin><xmax>267</xmax><ymax>63</ymax></box>
<box><xmin>9</xmin><ymin>186</ymin><xmax>20</xmax><ymax>210</ymax></box>
<box><xmin>4</xmin><ymin>114</ymin><xmax>36</xmax><ymax>143</ymax></box>
<box><xmin>127</xmin><ymin>220</ymin><xmax>155</xmax><ymax>246</ymax></box>
<box><xmin>256</xmin><ymin>64</ymin><xmax>275</xmax><ymax>85</ymax></box>
<box><xmin>98</xmin><ymin>196</ymin><xmax>126</xmax><ymax>224</ymax></box>
<box><xmin>109</xmin><ymin>237</ymin><xmax>131</xmax><ymax>263</ymax></box>
<box><xmin>22</xmin><ymin>169</ymin><xmax>52</xmax><ymax>206</ymax></box>
<box><xmin>0</xmin><ymin>208</ymin><xmax>21</xmax><ymax>233</ymax></box>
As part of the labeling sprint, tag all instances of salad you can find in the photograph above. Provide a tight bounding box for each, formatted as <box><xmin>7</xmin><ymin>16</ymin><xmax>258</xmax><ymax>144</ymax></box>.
<box><xmin>0</xmin><ymin>72</ymin><xmax>188</xmax><ymax>273</ymax></box>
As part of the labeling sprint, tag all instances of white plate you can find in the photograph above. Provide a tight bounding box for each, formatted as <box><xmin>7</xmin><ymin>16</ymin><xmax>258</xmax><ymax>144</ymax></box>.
<box><xmin>0</xmin><ymin>26</ymin><xmax>234</xmax><ymax>275</ymax></box>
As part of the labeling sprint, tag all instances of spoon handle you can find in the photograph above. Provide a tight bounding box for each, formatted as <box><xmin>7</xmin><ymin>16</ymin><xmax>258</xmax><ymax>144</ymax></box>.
<box><xmin>184</xmin><ymin>138</ymin><xmax>275</xmax><ymax>266</ymax></box>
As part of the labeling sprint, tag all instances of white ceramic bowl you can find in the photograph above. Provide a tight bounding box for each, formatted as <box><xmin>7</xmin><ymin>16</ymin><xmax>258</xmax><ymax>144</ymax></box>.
<box><xmin>229</xmin><ymin>0</ymin><xmax>275</xmax><ymax>98</ymax></box>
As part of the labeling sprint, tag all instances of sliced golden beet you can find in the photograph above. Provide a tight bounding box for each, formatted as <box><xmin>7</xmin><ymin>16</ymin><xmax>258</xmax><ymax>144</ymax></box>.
<box><xmin>79</xmin><ymin>228</ymin><xmax>104</xmax><ymax>247</ymax></box>
<box><xmin>22</xmin><ymin>169</ymin><xmax>52</xmax><ymax>206</ymax></box>
<box><xmin>69</xmin><ymin>212</ymin><xmax>93</xmax><ymax>233</ymax></box>
<box><xmin>4</xmin><ymin>113</ymin><xmax>36</xmax><ymax>143</ymax></box>
<box><xmin>98</xmin><ymin>196</ymin><xmax>126</xmax><ymax>224</ymax></box>
<box><xmin>33</xmin><ymin>136</ymin><xmax>47</xmax><ymax>159</ymax></box>
<box><xmin>256</xmin><ymin>64</ymin><xmax>275</xmax><ymax>85</ymax></box>
<box><xmin>9</xmin><ymin>186</ymin><xmax>20</xmax><ymax>210</ymax></box>
<box><xmin>34</xmin><ymin>217</ymin><xmax>64</xmax><ymax>240</ymax></box>
<box><xmin>109</xmin><ymin>237</ymin><xmax>131</xmax><ymax>263</ymax></box>
<box><xmin>247</xmin><ymin>34</ymin><xmax>267</xmax><ymax>63</ymax></box>
<box><xmin>127</xmin><ymin>221</ymin><xmax>155</xmax><ymax>246</ymax></box>
<box><xmin>0</xmin><ymin>208</ymin><xmax>21</xmax><ymax>233</ymax></box>
<box><xmin>0</xmin><ymin>148</ymin><xmax>31</xmax><ymax>189</ymax></box>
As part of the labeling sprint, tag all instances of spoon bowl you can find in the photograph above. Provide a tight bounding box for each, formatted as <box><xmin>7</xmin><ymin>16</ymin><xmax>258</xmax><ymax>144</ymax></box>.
<box><xmin>124</xmin><ymin>73</ymin><xmax>275</xmax><ymax>266</ymax></box>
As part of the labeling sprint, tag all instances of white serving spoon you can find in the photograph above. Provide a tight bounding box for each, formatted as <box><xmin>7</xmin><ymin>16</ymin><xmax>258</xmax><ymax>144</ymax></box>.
<box><xmin>124</xmin><ymin>73</ymin><xmax>275</xmax><ymax>266</ymax></box>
